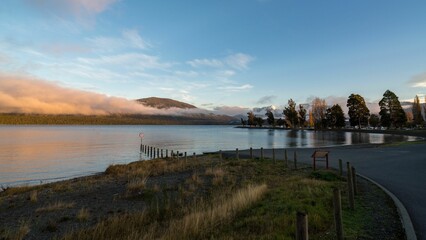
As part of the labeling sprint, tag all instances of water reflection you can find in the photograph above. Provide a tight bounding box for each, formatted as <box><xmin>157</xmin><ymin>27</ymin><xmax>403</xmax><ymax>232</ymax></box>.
<box><xmin>0</xmin><ymin>125</ymin><xmax>420</xmax><ymax>186</ymax></box>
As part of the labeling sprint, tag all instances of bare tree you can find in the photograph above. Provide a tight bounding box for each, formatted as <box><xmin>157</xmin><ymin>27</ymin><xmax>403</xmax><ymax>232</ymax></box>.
<box><xmin>311</xmin><ymin>97</ymin><xmax>327</xmax><ymax>129</ymax></box>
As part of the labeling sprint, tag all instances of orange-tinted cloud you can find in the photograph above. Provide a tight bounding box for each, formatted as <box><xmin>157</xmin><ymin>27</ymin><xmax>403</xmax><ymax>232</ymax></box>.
<box><xmin>0</xmin><ymin>73</ymin><xmax>187</xmax><ymax>115</ymax></box>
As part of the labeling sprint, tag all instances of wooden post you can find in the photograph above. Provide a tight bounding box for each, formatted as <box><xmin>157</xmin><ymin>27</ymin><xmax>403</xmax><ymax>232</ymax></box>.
<box><xmin>250</xmin><ymin>147</ymin><xmax>253</xmax><ymax>160</ymax></box>
<box><xmin>294</xmin><ymin>151</ymin><xmax>297</xmax><ymax>170</ymax></box>
<box><xmin>285</xmin><ymin>149</ymin><xmax>288</xmax><ymax>168</ymax></box>
<box><xmin>333</xmin><ymin>188</ymin><xmax>344</xmax><ymax>240</ymax></box>
<box><xmin>150</xmin><ymin>146</ymin><xmax>153</xmax><ymax>158</ymax></box>
<box><xmin>219</xmin><ymin>150</ymin><xmax>222</xmax><ymax>161</ymax></box>
<box><xmin>193</xmin><ymin>152</ymin><xmax>196</xmax><ymax>161</ymax></box>
<box><xmin>347</xmin><ymin>162</ymin><xmax>355</xmax><ymax>210</ymax></box>
<box><xmin>171</xmin><ymin>150</ymin><xmax>174</xmax><ymax>159</ymax></box>
<box><xmin>161</xmin><ymin>149</ymin><xmax>164</xmax><ymax>158</ymax></box>
<box><xmin>166</xmin><ymin>149</ymin><xmax>168</xmax><ymax>158</ymax></box>
<box><xmin>272</xmin><ymin>148</ymin><xmax>276</xmax><ymax>163</ymax></box>
<box><xmin>260</xmin><ymin>147</ymin><xmax>264</xmax><ymax>160</ymax></box>
<box><xmin>236</xmin><ymin>148</ymin><xmax>239</xmax><ymax>160</ymax></box>
<box><xmin>338</xmin><ymin>159</ymin><xmax>343</xmax><ymax>176</ymax></box>
<box><xmin>296</xmin><ymin>212</ymin><xmax>308</xmax><ymax>240</ymax></box>
<box><xmin>157</xmin><ymin>148</ymin><xmax>160</xmax><ymax>158</ymax></box>
<box><xmin>184</xmin><ymin>152</ymin><xmax>187</xmax><ymax>164</ymax></box>
<box><xmin>153</xmin><ymin>147</ymin><xmax>156</xmax><ymax>158</ymax></box>
<box><xmin>351</xmin><ymin>167</ymin><xmax>357</xmax><ymax>195</ymax></box>
<box><xmin>177</xmin><ymin>151</ymin><xmax>180</xmax><ymax>160</ymax></box>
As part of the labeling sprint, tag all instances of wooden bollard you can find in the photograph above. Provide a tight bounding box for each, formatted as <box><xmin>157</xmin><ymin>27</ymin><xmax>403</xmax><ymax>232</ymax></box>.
<box><xmin>150</xmin><ymin>147</ymin><xmax>153</xmax><ymax>158</ymax></box>
<box><xmin>236</xmin><ymin>148</ymin><xmax>239</xmax><ymax>160</ymax></box>
<box><xmin>177</xmin><ymin>151</ymin><xmax>180</xmax><ymax>160</ymax></box>
<box><xmin>272</xmin><ymin>148</ymin><xmax>276</xmax><ymax>163</ymax></box>
<box><xmin>153</xmin><ymin>147</ymin><xmax>156</xmax><ymax>158</ymax></box>
<box><xmin>285</xmin><ymin>149</ymin><xmax>288</xmax><ymax>168</ymax></box>
<box><xmin>161</xmin><ymin>149</ymin><xmax>164</xmax><ymax>158</ymax></box>
<box><xmin>296</xmin><ymin>212</ymin><xmax>308</xmax><ymax>240</ymax></box>
<box><xmin>171</xmin><ymin>150</ymin><xmax>174</xmax><ymax>159</ymax></box>
<box><xmin>193</xmin><ymin>152</ymin><xmax>196</xmax><ymax>161</ymax></box>
<box><xmin>184</xmin><ymin>152</ymin><xmax>187</xmax><ymax>164</ymax></box>
<box><xmin>166</xmin><ymin>149</ymin><xmax>169</xmax><ymax>158</ymax></box>
<box><xmin>351</xmin><ymin>167</ymin><xmax>357</xmax><ymax>195</ymax></box>
<box><xmin>157</xmin><ymin>148</ymin><xmax>160</xmax><ymax>158</ymax></box>
<box><xmin>250</xmin><ymin>147</ymin><xmax>253</xmax><ymax>160</ymax></box>
<box><xmin>347</xmin><ymin>162</ymin><xmax>355</xmax><ymax>210</ymax></box>
<box><xmin>333</xmin><ymin>188</ymin><xmax>344</xmax><ymax>240</ymax></box>
<box><xmin>339</xmin><ymin>159</ymin><xmax>343</xmax><ymax>176</ymax></box>
<box><xmin>294</xmin><ymin>151</ymin><xmax>297</xmax><ymax>169</ymax></box>
<box><xmin>260</xmin><ymin>147</ymin><xmax>264</xmax><ymax>160</ymax></box>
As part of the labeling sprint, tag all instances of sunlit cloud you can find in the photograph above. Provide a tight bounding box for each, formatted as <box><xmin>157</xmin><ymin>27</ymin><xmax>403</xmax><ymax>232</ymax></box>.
<box><xmin>225</xmin><ymin>53</ymin><xmax>254</xmax><ymax>70</ymax></box>
<box><xmin>77</xmin><ymin>53</ymin><xmax>173</xmax><ymax>70</ymax></box>
<box><xmin>409</xmin><ymin>72</ymin><xmax>426</xmax><ymax>88</ymax></box>
<box><xmin>0</xmin><ymin>72</ymin><xmax>202</xmax><ymax>115</ymax></box>
<box><xmin>212</xmin><ymin>106</ymin><xmax>251</xmax><ymax>116</ymax></box>
<box><xmin>187</xmin><ymin>58</ymin><xmax>223</xmax><ymax>68</ymax></box>
<box><xmin>218</xmin><ymin>84</ymin><xmax>253</xmax><ymax>92</ymax></box>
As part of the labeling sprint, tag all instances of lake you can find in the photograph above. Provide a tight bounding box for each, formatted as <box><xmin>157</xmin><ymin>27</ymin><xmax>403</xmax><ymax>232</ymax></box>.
<box><xmin>0</xmin><ymin>125</ymin><xmax>418</xmax><ymax>187</ymax></box>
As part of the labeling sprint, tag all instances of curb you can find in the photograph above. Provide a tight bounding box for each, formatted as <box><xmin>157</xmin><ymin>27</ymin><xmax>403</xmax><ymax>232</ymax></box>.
<box><xmin>357</xmin><ymin>174</ymin><xmax>417</xmax><ymax>240</ymax></box>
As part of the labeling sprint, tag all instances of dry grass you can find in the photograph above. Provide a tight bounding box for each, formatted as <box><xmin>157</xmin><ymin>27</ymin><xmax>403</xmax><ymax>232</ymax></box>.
<box><xmin>161</xmin><ymin>184</ymin><xmax>267</xmax><ymax>239</ymax></box>
<box><xmin>205</xmin><ymin>167</ymin><xmax>225</xmax><ymax>185</ymax></box>
<box><xmin>29</xmin><ymin>190</ymin><xmax>38</xmax><ymax>202</ymax></box>
<box><xmin>126</xmin><ymin>175</ymin><xmax>149</xmax><ymax>194</ymax></box>
<box><xmin>76</xmin><ymin>208</ymin><xmax>90</xmax><ymax>222</ymax></box>
<box><xmin>36</xmin><ymin>201</ymin><xmax>75</xmax><ymax>213</ymax></box>
<box><xmin>0</xmin><ymin>222</ymin><xmax>30</xmax><ymax>240</ymax></box>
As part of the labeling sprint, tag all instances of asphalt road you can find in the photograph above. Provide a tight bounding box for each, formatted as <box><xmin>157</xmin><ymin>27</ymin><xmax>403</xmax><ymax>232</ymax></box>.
<box><xmin>230</xmin><ymin>142</ymin><xmax>426</xmax><ymax>240</ymax></box>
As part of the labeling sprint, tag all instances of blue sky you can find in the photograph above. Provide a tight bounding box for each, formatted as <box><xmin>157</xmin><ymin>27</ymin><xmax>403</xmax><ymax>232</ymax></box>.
<box><xmin>1</xmin><ymin>0</ymin><xmax>425</xmax><ymax>114</ymax></box>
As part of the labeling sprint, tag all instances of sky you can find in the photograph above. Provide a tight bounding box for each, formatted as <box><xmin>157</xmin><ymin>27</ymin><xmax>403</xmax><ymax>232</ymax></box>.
<box><xmin>0</xmin><ymin>0</ymin><xmax>426</xmax><ymax>115</ymax></box>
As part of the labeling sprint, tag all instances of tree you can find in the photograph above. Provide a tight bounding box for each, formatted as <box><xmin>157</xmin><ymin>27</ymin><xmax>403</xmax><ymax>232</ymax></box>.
<box><xmin>276</xmin><ymin>118</ymin><xmax>285</xmax><ymax>127</ymax></box>
<box><xmin>311</xmin><ymin>97</ymin><xmax>327</xmax><ymax>129</ymax></box>
<box><xmin>369</xmin><ymin>114</ymin><xmax>380</xmax><ymax>128</ymax></box>
<box><xmin>247</xmin><ymin>112</ymin><xmax>255</xmax><ymax>127</ymax></box>
<box><xmin>240</xmin><ymin>118</ymin><xmax>247</xmax><ymax>127</ymax></box>
<box><xmin>412</xmin><ymin>95</ymin><xmax>424</xmax><ymax>126</ymax></box>
<box><xmin>298</xmin><ymin>104</ymin><xmax>307</xmax><ymax>128</ymax></box>
<box><xmin>325</xmin><ymin>104</ymin><xmax>345</xmax><ymax>129</ymax></box>
<box><xmin>283</xmin><ymin>99</ymin><xmax>299</xmax><ymax>128</ymax></box>
<box><xmin>379</xmin><ymin>90</ymin><xmax>407</xmax><ymax>128</ymax></box>
<box><xmin>265</xmin><ymin>110</ymin><xmax>275</xmax><ymax>127</ymax></box>
<box><xmin>347</xmin><ymin>94</ymin><xmax>370</xmax><ymax>128</ymax></box>
<box><xmin>255</xmin><ymin>117</ymin><xmax>264</xmax><ymax>127</ymax></box>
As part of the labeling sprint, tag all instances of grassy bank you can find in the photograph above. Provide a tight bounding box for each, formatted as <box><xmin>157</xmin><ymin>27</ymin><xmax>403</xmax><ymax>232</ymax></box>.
<box><xmin>0</xmin><ymin>155</ymin><xmax>404</xmax><ymax>239</ymax></box>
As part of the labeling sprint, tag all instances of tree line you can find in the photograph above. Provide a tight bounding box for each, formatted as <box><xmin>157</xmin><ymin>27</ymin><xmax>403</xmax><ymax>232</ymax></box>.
<box><xmin>242</xmin><ymin>90</ymin><xmax>425</xmax><ymax>130</ymax></box>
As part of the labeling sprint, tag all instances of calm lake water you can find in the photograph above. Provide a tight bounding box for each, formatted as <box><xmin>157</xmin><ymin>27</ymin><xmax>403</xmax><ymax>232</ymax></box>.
<box><xmin>0</xmin><ymin>125</ymin><xmax>418</xmax><ymax>187</ymax></box>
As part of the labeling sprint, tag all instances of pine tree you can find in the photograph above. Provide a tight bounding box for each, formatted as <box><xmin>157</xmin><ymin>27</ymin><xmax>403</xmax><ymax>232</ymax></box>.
<box><xmin>347</xmin><ymin>94</ymin><xmax>370</xmax><ymax>128</ymax></box>
<box><xmin>283</xmin><ymin>99</ymin><xmax>299</xmax><ymax>128</ymax></box>
<box><xmin>412</xmin><ymin>95</ymin><xmax>424</xmax><ymax>126</ymax></box>
<box><xmin>379</xmin><ymin>90</ymin><xmax>407</xmax><ymax>128</ymax></box>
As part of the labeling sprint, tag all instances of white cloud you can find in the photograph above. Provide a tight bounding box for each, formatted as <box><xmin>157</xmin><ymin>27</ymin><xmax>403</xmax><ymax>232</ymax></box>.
<box><xmin>218</xmin><ymin>84</ymin><xmax>253</xmax><ymax>92</ymax></box>
<box><xmin>77</xmin><ymin>53</ymin><xmax>173</xmax><ymax>70</ymax></box>
<box><xmin>225</xmin><ymin>53</ymin><xmax>254</xmax><ymax>70</ymax></box>
<box><xmin>212</xmin><ymin>106</ymin><xmax>251</xmax><ymax>116</ymax></box>
<box><xmin>26</xmin><ymin>0</ymin><xmax>118</xmax><ymax>16</ymax></box>
<box><xmin>187</xmin><ymin>58</ymin><xmax>223</xmax><ymax>68</ymax></box>
<box><xmin>409</xmin><ymin>72</ymin><xmax>426</xmax><ymax>88</ymax></box>
<box><xmin>122</xmin><ymin>29</ymin><xmax>151</xmax><ymax>50</ymax></box>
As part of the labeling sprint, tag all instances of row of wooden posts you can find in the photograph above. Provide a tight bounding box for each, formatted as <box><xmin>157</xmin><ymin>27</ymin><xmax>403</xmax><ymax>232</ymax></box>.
<box><xmin>141</xmin><ymin>144</ymin><xmax>357</xmax><ymax>240</ymax></box>
<box><xmin>296</xmin><ymin>160</ymin><xmax>358</xmax><ymax>240</ymax></box>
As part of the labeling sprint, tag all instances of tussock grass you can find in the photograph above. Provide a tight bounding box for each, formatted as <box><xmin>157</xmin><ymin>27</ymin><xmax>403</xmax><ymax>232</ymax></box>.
<box><xmin>0</xmin><ymin>222</ymin><xmax>30</xmax><ymax>240</ymax></box>
<box><xmin>126</xmin><ymin>174</ymin><xmax>149</xmax><ymax>194</ymax></box>
<box><xmin>205</xmin><ymin>167</ymin><xmax>225</xmax><ymax>185</ymax></box>
<box><xmin>29</xmin><ymin>190</ymin><xmax>38</xmax><ymax>202</ymax></box>
<box><xmin>76</xmin><ymin>208</ymin><xmax>90</xmax><ymax>222</ymax></box>
<box><xmin>36</xmin><ymin>201</ymin><xmax>75</xmax><ymax>213</ymax></box>
<box><xmin>1</xmin><ymin>185</ymin><xmax>41</xmax><ymax>196</ymax></box>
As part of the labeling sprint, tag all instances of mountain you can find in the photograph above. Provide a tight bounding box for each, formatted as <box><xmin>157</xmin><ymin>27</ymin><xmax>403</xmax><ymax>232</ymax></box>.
<box><xmin>136</xmin><ymin>97</ymin><xmax>197</xmax><ymax>109</ymax></box>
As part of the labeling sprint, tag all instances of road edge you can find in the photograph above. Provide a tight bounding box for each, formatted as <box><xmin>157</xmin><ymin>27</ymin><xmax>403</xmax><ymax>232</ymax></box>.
<box><xmin>357</xmin><ymin>173</ymin><xmax>417</xmax><ymax>240</ymax></box>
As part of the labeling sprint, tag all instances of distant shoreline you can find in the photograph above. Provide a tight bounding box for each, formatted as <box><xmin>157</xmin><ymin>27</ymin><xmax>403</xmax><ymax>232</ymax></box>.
<box><xmin>235</xmin><ymin>126</ymin><xmax>426</xmax><ymax>138</ymax></box>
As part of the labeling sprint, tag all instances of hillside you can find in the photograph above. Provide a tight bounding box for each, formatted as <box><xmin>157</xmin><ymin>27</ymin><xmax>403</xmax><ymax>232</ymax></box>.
<box><xmin>136</xmin><ymin>97</ymin><xmax>197</xmax><ymax>109</ymax></box>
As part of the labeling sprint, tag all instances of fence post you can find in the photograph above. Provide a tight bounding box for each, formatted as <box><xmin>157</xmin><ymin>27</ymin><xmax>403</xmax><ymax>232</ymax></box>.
<box><xmin>219</xmin><ymin>150</ymin><xmax>222</xmax><ymax>161</ymax></box>
<box><xmin>177</xmin><ymin>151</ymin><xmax>180</xmax><ymax>160</ymax></box>
<box><xmin>272</xmin><ymin>148</ymin><xmax>276</xmax><ymax>163</ymax></box>
<box><xmin>333</xmin><ymin>188</ymin><xmax>344</xmax><ymax>240</ymax></box>
<box><xmin>171</xmin><ymin>150</ymin><xmax>174</xmax><ymax>159</ymax></box>
<box><xmin>294</xmin><ymin>151</ymin><xmax>297</xmax><ymax>170</ymax></box>
<box><xmin>150</xmin><ymin>147</ymin><xmax>153</xmax><ymax>158</ymax></box>
<box><xmin>236</xmin><ymin>148</ymin><xmax>239</xmax><ymax>160</ymax></box>
<box><xmin>153</xmin><ymin>147</ymin><xmax>156</xmax><ymax>158</ymax></box>
<box><xmin>157</xmin><ymin>148</ymin><xmax>160</xmax><ymax>158</ymax></box>
<box><xmin>347</xmin><ymin>162</ymin><xmax>355</xmax><ymax>210</ymax></box>
<box><xmin>193</xmin><ymin>152</ymin><xmax>196</xmax><ymax>161</ymax></box>
<box><xmin>351</xmin><ymin>167</ymin><xmax>357</xmax><ymax>195</ymax></box>
<box><xmin>185</xmin><ymin>152</ymin><xmax>187</xmax><ymax>163</ymax></box>
<box><xmin>296</xmin><ymin>212</ymin><xmax>308</xmax><ymax>240</ymax></box>
<box><xmin>161</xmin><ymin>149</ymin><xmax>164</xmax><ymax>158</ymax></box>
<box><xmin>250</xmin><ymin>147</ymin><xmax>253</xmax><ymax>160</ymax></box>
<box><xmin>166</xmin><ymin>149</ymin><xmax>169</xmax><ymax>158</ymax></box>
<box><xmin>339</xmin><ymin>159</ymin><xmax>343</xmax><ymax>176</ymax></box>
<box><xmin>260</xmin><ymin>147</ymin><xmax>264</xmax><ymax>160</ymax></box>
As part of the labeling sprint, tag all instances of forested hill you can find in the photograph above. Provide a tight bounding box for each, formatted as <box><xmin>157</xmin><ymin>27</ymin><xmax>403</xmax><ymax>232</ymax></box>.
<box><xmin>136</xmin><ymin>97</ymin><xmax>197</xmax><ymax>109</ymax></box>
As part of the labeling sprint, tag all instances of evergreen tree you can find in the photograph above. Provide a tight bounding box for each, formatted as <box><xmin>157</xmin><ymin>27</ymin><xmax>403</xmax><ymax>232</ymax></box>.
<box><xmin>369</xmin><ymin>114</ymin><xmax>380</xmax><ymax>128</ymax></box>
<box><xmin>325</xmin><ymin>104</ymin><xmax>345</xmax><ymax>129</ymax></box>
<box><xmin>283</xmin><ymin>99</ymin><xmax>299</xmax><ymax>128</ymax></box>
<box><xmin>347</xmin><ymin>94</ymin><xmax>370</xmax><ymax>128</ymax></box>
<box><xmin>255</xmin><ymin>117</ymin><xmax>264</xmax><ymax>127</ymax></box>
<box><xmin>412</xmin><ymin>95</ymin><xmax>424</xmax><ymax>126</ymax></box>
<box><xmin>240</xmin><ymin>118</ymin><xmax>247</xmax><ymax>127</ymax></box>
<box><xmin>298</xmin><ymin>104</ymin><xmax>307</xmax><ymax>128</ymax></box>
<box><xmin>379</xmin><ymin>90</ymin><xmax>407</xmax><ymax>128</ymax></box>
<box><xmin>265</xmin><ymin>110</ymin><xmax>275</xmax><ymax>127</ymax></box>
